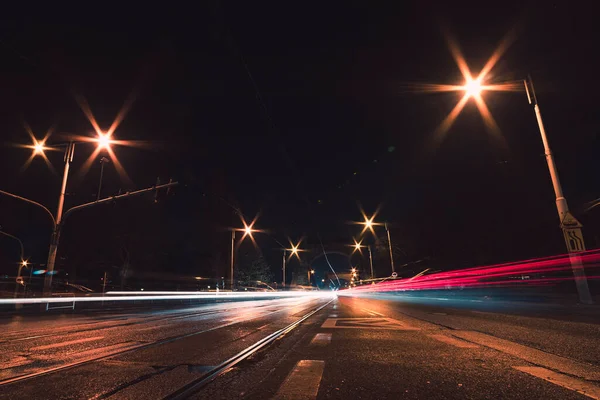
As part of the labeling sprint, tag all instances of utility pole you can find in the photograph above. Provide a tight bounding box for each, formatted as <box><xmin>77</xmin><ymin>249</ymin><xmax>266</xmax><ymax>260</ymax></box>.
<box><xmin>97</xmin><ymin>157</ymin><xmax>109</xmax><ymax>201</ymax></box>
<box><xmin>282</xmin><ymin>250</ymin><xmax>287</xmax><ymax>289</ymax></box>
<box><xmin>230</xmin><ymin>230</ymin><xmax>236</xmax><ymax>290</ymax></box>
<box><xmin>524</xmin><ymin>78</ymin><xmax>592</xmax><ymax>304</ymax></box>
<box><xmin>44</xmin><ymin>142</ymin><xmax>75</xmax><ymax>295</ymax></box>
<box><xmin>385</xmin><ymin>222</ymin><xmax>395</xmax><ymax>274</ymax></box>
<box><xmin>368</xmin><ymin>245</ymin><xmax>374</xmax><ymax>279</ymax></box>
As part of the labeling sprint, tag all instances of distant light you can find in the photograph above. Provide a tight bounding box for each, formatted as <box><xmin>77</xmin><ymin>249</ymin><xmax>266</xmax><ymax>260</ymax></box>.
<box><xmin>140</xmin><ymin>288</ymin><xmax>144</xmax><ymax>291</ymax></box>
<box><xmin>351</xmin><ymin>267</ymin><xmax>356</xmax><ymax>273</ymax></box>
<box><xmin>287</xmin><ymin>240</ymin><xmax>304</xmax><ymax>259</ymax></box>
<box><xmin>195</xmin><ymin>276</ymin><xmax>204</xmax><ymax>280</ymax></box>
<box><xmin>208</xmin><ymin>286</ymin><xmax>211</xmax><ymax>289</ymax></box>
<box><xmin>245</xmin><ymin>226</ymin><xmax>252</xmax><ymax>235</ymax></box>
<box><xmin>33</xmin><ymin>269</ymin><xmax>46</xmax><ymax>275</ymax></box>
<box><xmin>21</xmin><ymin>260</ymin><xmax>28</xmax><ymax>267</ymax></box>
<box><xmin>310</xmin><ymin>269</ymin><xmax>315</xmax><ymax>274</ymax></box>
<box><xmin>321</xmin><ymin>279</ymin><xmax>325</xmax><ymax>282</ymax></box>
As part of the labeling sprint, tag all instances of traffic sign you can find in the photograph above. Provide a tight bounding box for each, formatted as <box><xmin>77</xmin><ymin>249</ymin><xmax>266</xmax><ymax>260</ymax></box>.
<box><xmin>561</xmin><ymin>212</ymin><xmax>585</xmax><ymax>253</ymax></box>
<box><xmin>561</xmin><ymin>212</ymin><xmax>582</xmax><ymax>229</ymax></box>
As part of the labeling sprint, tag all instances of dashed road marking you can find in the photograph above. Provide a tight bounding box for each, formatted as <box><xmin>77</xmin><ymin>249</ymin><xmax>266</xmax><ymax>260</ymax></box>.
<box><xmin>310</xmin><ymin>333</ymin><xmax>332</xmax><ymax>346</ymax></box>
<box><xmin>321</xmin><ymin>318</ymin><xmax>419</xmax><ymax>330</ymax></box>
<box><xmin>30</xmin><ymin>336</ymin><xmax>105</xmax><ymax>351</ymax></box>
<box><xmin>451</xmin><ymin>330</ymin><xmax>600</xmax><ymax>380</ymax></box>
<box><xmin>427</xmin><ymin>334</ymin><xmax>479</xmax><ymax>348</ymax></box>
<box><xmin>274</xmin><ymin>360</ymin><xmax>325</xmax><ymax>400</ymax></box>
<box><xmin>362</xmin><ymin>309</ymin><xmax>385</xmax><ymax>317</ymax></box>
<box><xmin>513</xmin><ymin>366</ymin><xmax>600</xmax><ymax>399</ymax></box>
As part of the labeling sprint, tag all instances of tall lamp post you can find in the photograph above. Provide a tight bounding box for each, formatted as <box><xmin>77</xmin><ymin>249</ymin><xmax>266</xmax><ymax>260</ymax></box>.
<box><xmin>281</xmin><ymin>240</ymin><xmax>304</xmax><ymax>289</ymax></box>
<box><xmin>350</xmin><ymin>238</ymin><xmax>374</xmax><ymax>279</ymax></box>
<box><xmin>440</xmin><ymin>67</ymin><xmax>593</xmax><ymax>303</ymax></box>
<box><xmin>39</xmin><ymin>136</ymin><xmax>115</xmax><ymax>295</ymax></box>
<box><xmin>1</xmin><ymin>132</ymin><xmax>177</xmax><ymax>298</ymax></box>
<box><xmin>230</xmin><ymin>221</ymin><xmax>257</xmax><ymax>290</ymax></box>
<box><xmin>522</xmin><ymin>78</ymin><xmax>592</xmax><ymax>304</ymax></box>
<box><xmin>357</xmin><ymin>214</ymin><xmax>396</xmax><ymax>276</ymax></box>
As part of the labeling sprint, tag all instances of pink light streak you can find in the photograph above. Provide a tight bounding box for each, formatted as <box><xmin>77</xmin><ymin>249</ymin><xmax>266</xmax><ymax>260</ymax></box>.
<box><xmin>341</xmin><ymin>251</ymin><xmax>600</xmax><ymax>294</ymax></box>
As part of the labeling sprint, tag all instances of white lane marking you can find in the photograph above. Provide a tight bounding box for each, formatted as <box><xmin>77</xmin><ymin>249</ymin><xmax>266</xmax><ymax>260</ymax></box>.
<box><xmin>321</xmin><ymin>318</ymin><xmax>419</xmax><ymax>330</ymax></box>
<box><xmin>451</xmin><ymin>331</ymin><xmax>600</xmax><ymax>380</ymax></box>
<box><xmin>329</xmin><ymin>314</ymin><xmax>338</xmax><ymax>318</ymax></box>
<box><xmin>514</xmin><ymin>366</ymin><xmax>600</xmax><ymax>399</ymax></box>
<box><xmin>427</xmin><ymin>334</ymin><xmax>479</xmax><ymax>348</ymax></box>
<box><xmin>30</xmin><ymin>336</ymin><xmax>105</xmax><ymax>351</ymax></box>
<box><xmin>12</xmin><ymin>334</ymin><xmax>54</xmax><ymax>342</ymax></box>
<box><xmin>310</xmin><ymin>333</ymin><xmax>332</xmax><ymax>346</ymax></box>
<box><xmin>362</xmin><ymin>309</ymin><xmax>385</xmax><ymax>317</ymax></box>
<box><xmin>274</xmin><ymin>360</ymin><xmax>325</xmax><ymax>400</ymax></box>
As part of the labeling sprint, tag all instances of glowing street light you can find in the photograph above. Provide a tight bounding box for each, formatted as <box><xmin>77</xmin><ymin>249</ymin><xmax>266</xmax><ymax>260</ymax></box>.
<box><xmin>463</xmin><ymin>77</ymin><xmax>482</xmax><ymax>98</ymax></box>
<box><xmin>229</xmin><ymin>216</ymin><xmax>261</xmax><ymax>290</ymax></box>
<box><xmin>96</xmin><ymin>133</ymin><xmax>112</xmax><ymax>150</ymax></box>
<box><xmin>307</xmin><ymin>268</ymin><xmax>315</xmax><ymax>286</ymax></box>
<box><xmin>353</xmin><ymin>210</ymin><xmax>395</xmax><ymax>276</ymax></box>
<box><xmin>428</xmin><ymin>36</ymin><xmax>593</xmax><ymax>304</ymax></box>
<box><xmin>33</xmin><ymin>141</ymin><xmax>46</xmax><ymax>155</ymax></box>
<box><xmin>351</xmin><ymin>238</ymin><xmax>365</xmax><ymax>254</ymax></box>
<box><xmin>9</xmin><ymin>129</ymin><xmax>130</xmax><ymax>295</ymax></box>
<box><xmin>282</xmin><ymin>239</ymin><xmax>304</xmax><ymax>289</ymax></box>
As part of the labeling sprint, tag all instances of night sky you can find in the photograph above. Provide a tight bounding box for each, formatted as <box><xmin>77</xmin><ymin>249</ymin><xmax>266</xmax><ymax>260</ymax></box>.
<box><xmin>1</xmin><ymin>2</ymin><xmax>599</xmax><ymax>286</ymax></box>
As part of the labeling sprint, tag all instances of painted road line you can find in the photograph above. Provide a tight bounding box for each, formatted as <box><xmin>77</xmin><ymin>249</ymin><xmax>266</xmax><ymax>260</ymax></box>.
<box><xmin>274</xmin><ymin>360</ymin><xmax>325</xmax><ymax>400</ymax></box>
<box><xmin>362</xmin><ymin>309</ymin><xmax>385</xmax><ymax>317</ymax></box>
<box><xmin>427</xmin><ymin>334</ymin><xmax>479</xmax><ymax>348</ymax></box>
<box><xmin>321</xmin><ymin>317</ymin><xmax>419</xmax><ymax>331</ymax></box>
<box><xmin>30</xmin><ymin>336</ymin><xmax>105</xmax><ymax>351</ymax></box>
<box><xmin>513</xmin><ymin>366</ymin><xmax>600</xmax><ymax>399</ymax></box>
<box><xmin>310</xmin><ymin>333</ymin><xmax>332</xmax><ymax>346</ymax></box>
<box><xmin>451</xmin><ymin>331</ymin><xmax>600</xmax><ymax>380</ymax></box>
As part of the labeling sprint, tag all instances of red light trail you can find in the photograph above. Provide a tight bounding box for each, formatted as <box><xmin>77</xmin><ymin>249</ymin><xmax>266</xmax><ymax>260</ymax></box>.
<box><xmin>341</xmin><ymin>251</ymin><xmax>600</xmax><ymax>294</ymax></box>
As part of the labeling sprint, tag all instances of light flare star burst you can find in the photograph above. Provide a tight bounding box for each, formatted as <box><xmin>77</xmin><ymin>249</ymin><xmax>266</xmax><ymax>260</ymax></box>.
<box><xmin>423</xmin><ymin>32</ymin><xmax>524</xmax><ymax>146</ymax></box>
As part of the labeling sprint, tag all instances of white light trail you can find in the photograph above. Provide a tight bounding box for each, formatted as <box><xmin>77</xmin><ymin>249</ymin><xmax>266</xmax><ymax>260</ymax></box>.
<box><xmin>0</xmin><ymin>291</ymin><xmax>336</xmax><ymax>305</ymax></box>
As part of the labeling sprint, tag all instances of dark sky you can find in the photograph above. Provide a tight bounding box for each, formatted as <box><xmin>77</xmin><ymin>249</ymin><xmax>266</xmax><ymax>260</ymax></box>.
<box><xmin>1</xmin><ymin>2</ymin><xmax>599</xmax><ymax>284</ymax></box>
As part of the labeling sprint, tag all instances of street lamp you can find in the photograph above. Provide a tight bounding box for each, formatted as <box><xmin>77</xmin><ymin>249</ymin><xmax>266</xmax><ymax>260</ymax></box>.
<box><xmin>433</xmin><ymin>42</ymin><xmax>593</xmax><ymax>303</ymax></box>
<box><xmin>355</xmin><ymin>212</ymin><xmax>395</xmax><ymax>275</ymax></box>
<box><xmin>463</xmin><ymin>77</ymin><xmax>482</xmax><ymax>99</ymax></box>
<box><xmin>350</xmin><ymin>239</ymin><xmax>374</xmax><ymax>280</ymax></box>
<box><xmin>282</xmin><ymin>239</ymin><xmax>304</xmax><ymax>289</ymax></box>
<box><xmin>2</xmin><ymin>131</ymin><xmax>138</xmax><ymax>296</ymax></box>
<box><xmin>230</xmin><ymin>218</ymin><xmax>259</xmax><ymax>290</ymax></box>
<box><xmin>308</xmin><ymin>269</ymin><xmax>315</xmax><ymax>286</ymax></box>
<box><xmin>30</xmin><ymin>133</ymin><xmax>112</xmax><ymax>295</ymax></box>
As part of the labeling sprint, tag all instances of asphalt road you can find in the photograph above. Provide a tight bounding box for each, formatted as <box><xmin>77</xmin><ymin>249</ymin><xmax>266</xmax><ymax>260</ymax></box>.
<box><xmin>1</xmin><ymin>293</ymin><xmax>599</xmax><ymax>399</ymax></box>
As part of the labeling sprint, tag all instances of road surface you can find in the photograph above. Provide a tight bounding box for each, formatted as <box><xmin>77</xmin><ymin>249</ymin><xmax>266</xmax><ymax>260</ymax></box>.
<box><xmin>1</xmin><ymin>293</ymin><xmax>599</xmax><ymax>399</ymax></box>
